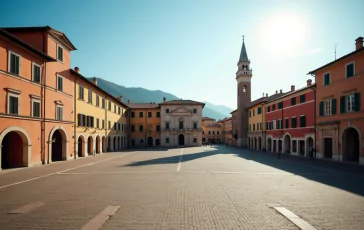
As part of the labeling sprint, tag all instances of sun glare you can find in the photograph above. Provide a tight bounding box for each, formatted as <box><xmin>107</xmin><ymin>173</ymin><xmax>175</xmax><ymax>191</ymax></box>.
<box><xmin>259</xmin><ymin>11</ymin><xmax>307</xmax><ymax>57</ymax></box>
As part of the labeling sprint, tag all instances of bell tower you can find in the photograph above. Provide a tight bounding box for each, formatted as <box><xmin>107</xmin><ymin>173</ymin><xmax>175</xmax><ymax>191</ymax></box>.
<box><xmin>236</xmin><ymin>36</ymin><xmax>252</xmax><ymax>147</ymax></box>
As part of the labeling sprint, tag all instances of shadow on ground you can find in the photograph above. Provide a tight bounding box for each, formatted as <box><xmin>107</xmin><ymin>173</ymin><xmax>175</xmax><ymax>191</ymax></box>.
<box><xmin>123</xmin><ymin>145</ymin><xmax>364</xmax><ymax>197</ymax></box>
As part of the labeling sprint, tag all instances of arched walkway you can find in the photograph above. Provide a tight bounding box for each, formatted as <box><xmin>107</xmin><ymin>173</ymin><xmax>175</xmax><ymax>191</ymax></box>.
<box><xmin>267</xmin><ymin>138</ymin><xmax>272</xmax><ymax>151</ymax></box>
<box><xmin>0</xmin><ymin>127</ymin><xmax>31</xmax><ymax>169</ymax></box>
<box><xmin>87</xmin><ymin>136</ymin><xmax>94</xmax><ymax>155</ymax></box>
<box><xmin>179</xmin><ymin>134</ymin><xmax>185</xmax><ymax>145</ymax></box>
<box><xmin>121</xmin><ymin>136</ymin><xmax>124</xmax><ymax>148</ymax></box>
<box><xmin>96</xmin><ymin>136</ymin><xmax>100</xmax><ymax>154</ymax></box>
<box><xmin>77</xmin><ymin>135</ymin><xmax>85</xmax><ymax>157</ymax></box>
<box><xmin>306</xmin><ymin>137</ymin><xmax>314</xmax><ymax>157</ymax></box>
<box><xmin>102</xmin><ymin>136</ymin><xmax>106</xmax><ymax>152</ymax></box>
<box><xmin>248</xmin><ymin>137</ymin><xmax>250</xmax><ymax>148</ymax></box>
<box><xmin>49</xmin><ymin>127</ymin><xmax>68</xmax><ymax>162</ymax></box>
<box><xmin>108</xmin><ymin>136</ymin><xmax>112</xmax><ymax>151</ymax></box>
<box><xmin>283</xmin><ymin>135</ymin><xmax>291</xmax><ymax>154</ymax></box>
<box><xmin>117</xmin><ymin>136</ymin><xmax>120</xmax><ymax>150</ymax></box>
<box><xmin>147</xmin><ymin>137</ymin><xmax>153</xmax><ymax>146</ymax></box>
<box><xmin>131</xmin><ymin>139</ymin><xmax>135</xmax><ymax>146</ymax></box>
<box><xmin>254</xmin><ymin>137</ymin><xmax>257</xmax><ymax>149</ymax></box>
<box><xmin>113</xmin><ymin>137</ymin><xmax>117</xmax><ymax>151</ymax></box>
<box><xmin>342</xmin><ymin>127</ymin><xmax>360</xmax><ymax>162</ymax></box>
<box><xmin>258</xmin><ymin>137</ymin><xmax>261</xmax><ymax>150</ymax></box>
<box><xmin>156</xmin><ymin>139</ymin><xmax>160</xmax><ymax>146</ymax></box>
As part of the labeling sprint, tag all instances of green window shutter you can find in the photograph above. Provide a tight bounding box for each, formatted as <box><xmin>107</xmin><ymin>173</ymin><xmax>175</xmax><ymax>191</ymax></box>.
<box><xmin>354</xmin><ymin>93</ymin><xmax>360</xmax><ymax>111</ymax></box>
<box><xmin>319</xmin><ymin>102</ymin><xmax>324</xmax><ymax>116</ymax></box>
<box><xmin>331</xmin><ymin>98</ymin><xmax>337</xmax><ymax>115</ymax></box>
<box><xmin>346</xmin><ymin>64</ymin><xmax>354</xmax><ymax>78</ymax></box>
<box><xmin>285</xmin><ymin>119</ymin><xmax>289</xmax><ymax>128</ymax></box>
<box><xmin>340</xmin><ymin>96</ymin><xmax>346</xmax><ymax>113</ymax></box>
<box><xmin>268</xmin><ymin>106</ymin><xmax>270</xmax><ymax>112</ymax></box>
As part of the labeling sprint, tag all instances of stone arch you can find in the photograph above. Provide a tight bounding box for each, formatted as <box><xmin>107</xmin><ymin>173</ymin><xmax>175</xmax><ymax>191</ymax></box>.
<box><xmin>267</xmin><ymin>137</ymin><xmax>272</xmax><ymax>152</ymax></box>
<box><xmin>283</xmin><ymin>133</ymin><xmax>291</xmax><ymax>154</ymax></box>
<box><xmin>254</xmin><ymin>137</ymin><xmax>257</xmax><ymax>149</ymax></box>
<box><xmin>48</xmin><ymin>126</ymin><xmax>68</xmax><ymax>163</ymax></box>
<box><xmin>306</xmin><ymin>136</ymin><xmax>314</xmax><ymax>157</ymax></box>
<box><xmin>87</xmin><ymin>136</ymin><xmax>94</xmax><ymax>155</ymax></box>
<box><xmin>147</xmin><ymin>136</ymin><xmax>153</xmax><ymax>146</ymax></box>
<box><xmin>0</xmin><ymin>126</ymin><xmax>32</xmax><ymax>169</ymax></box>
<box><xmin>108</xmin><ymin>136</ymin><xmax>112</xmax><ymax>151</ymax></box>
<box><xmin>113</xmin><ymin>136</ymin><xmax>117</xmax><ymax>151</ymax></box>
<box><xmin>258</xmin><ymin>136</ymin><xmax>262</xmax><ymax>150</ymax></box>
<box><xmin>102</xmin><ymin>135</ymin><xmax>106</xmax><ymax>152</ymax></box>
<box><xmin>77</xmin><ymin>134</ymin><xmax>86</xmax><ymax>157</ymax></box>
<box><xmin>342</xmin><ymin>126</ymin><xmax>361</xmax><ymax>162</ymax></box>
<box><xmin>96</xmin><ymin>135</ymin><xmax>101</xmax><ymax>154</ymax></box>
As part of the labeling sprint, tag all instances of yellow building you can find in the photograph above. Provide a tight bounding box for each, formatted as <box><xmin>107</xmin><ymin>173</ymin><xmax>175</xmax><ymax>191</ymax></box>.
<box><xmin>71</xmin><ymin>68</ymin><xmax>128</xmax><ymax>157</ymax></box>
<box><xmin>247</xmin><ymin>93</ymin><xmax>284</xmax><ymax>150</ymax></box>
<box><xmin>217</xmin><ymin>117</ymin><xmax>232</xmax><ymax>145</ymax></box>
<box><xmin>127</xmin><ymin>103</ymin><xmax>161</xmax><ymax>147</ymax></box>
<box><xmin>202</xmin><ymin>117</ymin><xmax>222</xmax><ymax>144</ymax></box>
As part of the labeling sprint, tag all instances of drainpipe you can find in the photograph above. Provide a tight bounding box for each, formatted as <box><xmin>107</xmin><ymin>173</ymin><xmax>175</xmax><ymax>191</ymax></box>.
<box><xmin>309</xmin><ymin>75</ymin><xmax>317</xmax><ymax>157</ymax></box>
<box><xmin>261</xmin><ymin>104</ymin><xmax>264</xmax><ymax>150</ymax></box>
<box><xmin>73</xmin><ymin>77</ymin><xmax>76</xmax><ymax>159</ymax></box>
<box><xmin>338</xmin><ymin>122</ymin><xmax>340</xmax><ymax>161</ymax></box>
<box><xmin>105</xmin><ymin>96</ymin><xmax>108</xmax><ymax>151</ymax></box>
<box><xmin>41</xmin><ymin>63</ymin><xmax>46</xmax><ymax>165</ymax></box>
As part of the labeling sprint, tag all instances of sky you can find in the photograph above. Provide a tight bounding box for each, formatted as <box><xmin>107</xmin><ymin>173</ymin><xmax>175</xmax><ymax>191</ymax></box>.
<box><xmin>1</xmin><ymin>0</ymin><xmax>364</xmax><ymax>109</ymax></box>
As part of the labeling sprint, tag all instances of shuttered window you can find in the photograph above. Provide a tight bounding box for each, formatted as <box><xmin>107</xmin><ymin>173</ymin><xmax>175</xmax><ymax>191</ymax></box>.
<box><xmin>285</xmin><ymin>118</ymin><xmax>289</xmax><ymax>128</ymax></box>
<box><xmin>300</xmin><ymin>94</ymin><xmax>306</xmax><ymax>103</ymax></box>
<box><xmin>291</xmin><ymin>97</ymin><xmax>296</xmax><ymax>106</ymax></box>
<box><xmin>33</xmin><ymin>64</ymin><xmax>41</xmax><ymax>83</ymax></box>
<box><xmin>9</xmin><ymin>52</ymin><xmax>20</xmax><ymax>75</ymax></box>
<box><xmin>346</xmin><ymin>63</ymin><xmax>354</xmax><ymax>78</ymax></box>
<box><xmin>300</xmin><ymin>116</ymin><xmax>306</xmax><ymax>127</ymax></box>
<box><xmin>257</xmin><ymin>107</ymin><xmax>262</xmax><ymax>114</ymax></box>
<box><xmin>9</xmin><ymin>96</ymin><xmax>19</xmax><ymax>115</ymax></box>
<box><xmin>331</xmin><ymin>98</ymin><xmax>337</xmax><ymax>115</ymax></box>
<box><xmin>291</xmin><ymin>117</ymin><xmax>297</xmax><ymax>128</ymax></box>
<box><xmin>78</xmin><ymin>114</ymin><xmax>83</xmax><ymax>126</ymax></box>
<box><xmin>324</xmin><ymin>73</ymin><xmax>330</xmax><ymax>85</ymax></box>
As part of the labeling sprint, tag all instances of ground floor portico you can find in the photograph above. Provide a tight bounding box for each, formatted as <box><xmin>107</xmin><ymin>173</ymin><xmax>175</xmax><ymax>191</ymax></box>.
<box><xmin>248</xmin><ymin>132</ymin><xmax>264</xmax><ymax>150</ymax></box>
<box><xmin>161</xmin><ymin>129</ymin><xmax>202</xmax><ymax>147</ymax></box>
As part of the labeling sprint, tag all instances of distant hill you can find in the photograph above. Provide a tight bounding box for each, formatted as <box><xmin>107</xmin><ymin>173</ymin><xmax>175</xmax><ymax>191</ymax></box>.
<box><xmin>90</xmin><ymin>78</ymin><xmax>233</xmax><ymax>120</ymax></box>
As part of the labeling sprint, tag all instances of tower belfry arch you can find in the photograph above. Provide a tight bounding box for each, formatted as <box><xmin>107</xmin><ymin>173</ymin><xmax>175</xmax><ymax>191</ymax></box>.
<box><xmin>236</xmin><ymin>35</ymin><xmax>252</xmax><ymax>147</ymax></box>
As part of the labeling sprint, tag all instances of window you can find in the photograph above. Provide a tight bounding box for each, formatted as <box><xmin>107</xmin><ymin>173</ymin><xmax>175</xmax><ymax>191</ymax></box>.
<box><xmin>114</xmin><ymin>104</ymin><xmax>116</xmax><ymax>113</ymax></box>
<box><xmin>213</xmin><ymin>131</ymin><xmax>215</xmax><ymax>135</ymax></box>
<box><xmin>156</xmin><ymin>125</ymin><xmax>160</xmax><ymax>131</ymax></box>
<box><xmin>278</xmin><ymin>102</ymin><xmax>283</xmax><ymax>109</ymax></box>
<box><xmin>344</xmin><ymin>94</ymin><xmax>360</xmax><ymax>112</ymax></box>
<box><xmin>267</xmin><ymin>106</ymin><xmax>270</xmax><ymax>112</ymax></box>
<box><xmin>253</xmin><ymin>110</ymin><xmax>255</xmax><ymax>116</ymax></box>
<box><xmin>166</xmin><ymin>122</ymin><xmax>170</xmax><ymax>129</ymax></box>
<box><xmin>102</xmin><ymin>98</ymin><xmax>105</xmax><ymax>109</ymax></box>
<box><xmin>113</xmin><ymin>122</ymin><xmax>116</xmax><ymax>130</ymax></box>
<box><xmin>77</xmin><ymin>114</ymin><xmax>83</xmax><ymax>126</ymax></box>
<box><xmin>118</xmin><ymin>123</ymin><xmax>121</xmax><ymax>130</ymax></box>
<box><xmin>193</xmin><ymin>122</ymin><xmax>197</xmax><ymax>129</ymax></box>
<box><xmin>277</xmin><ymin>119</ymin><xmax>282</xmax><ymax>129</ymax></box>
<box><xmin>249</xmin><ymin>111</ymin><xmax>251</xmax><ymax>117</ymax></box>
<box><xmin>108</xmin><ymin>121</ymin><xmax>111</xmax><ymax>129</ymax></box>
<box><xmin>193</xmin><ymin>138</ymin><xmax>197</xmax><ymax>143</ymax></box>
<box><xmin>96</xmin><ymin>95</ymin><xmax>99</xmax><ymax>107</ymax></box>
<box><xmin>56</xmin><ymin>105</ymin><xmax>63</xmax><ymax>120</ymax></box>
<box><xmin>131</xmin><ymin>111</ymin><xmax>135</xmax><ymax>118</ymax></box>
<box><xmin>249</xmin><ymin>125</ymin><xmax>251</xmax><ymax>131</ymax></box>
<box><xmin>9</xmin><ymin>52</ymin><xmax>20</xmax><ymax>75</ymax></box>
<box><xmin>102</xmin><ymin>120</ymin><xmax>105</xmax><ymax>129</ymax></box>
<box><xmin>157</xmin><ymin>112</ymin><xmax>160</xmax><ymax>117</ymax></box>
<box><xmin>291</xmin><ymin>97</ymin><xmax>296</xmax><ymax>106</ymax></box>
<box><xmin>253</xmin><ymin>124</ymin><xmax>255</xmax><ymax>131</ymax></box>
<box><xmin>324</xmin><ymin>100</ymin><xmax>331</xmax><ymax>115</ymax></box>
<box><xmin>96</xmin><ymin>118</ymin><xmax>100</xmax><ymax>128</ymax></box>
<box><xmin>32</xmin><ymin>100</ymin><xmax>41</xmax><ymax>117</ymax></box>
<box><xmin>8</xmin><ymin>94</ymin><xmax>19</xmax><ymax>115</ymax></box>
<box><xmin>300</xmin><ymin>116</ymin><xmax>306</xmax><ymax>127</ymax></box>
<box><xmin>209</xmin><ymin>130</ymin><xmax>211</xmax><ymax>134</ymax></box>
<box><xmin>139</xmin><ymin>112</ymin><xmax>143</xmax><ymax>117</ymax></box>
<box><xmin>285</xmin><ymin>118</ymin><xmax>289</xmax><ymax>128</ymax></box>
<box><xmin>32</xmin><ymin>63</ymin><xmax>41</xmax><ymax>83</ymax></box>
<box><xmin>272</xmin><ymin>120</ymin><xmax>276</xmax><ymax>130</ymax></box>
<box><xmin>300</xmin><ymin>94</ymin><xmax>305</xmax><ymax>103</ymax></box>
<box><xmin>139</xmin><ymin>125</ymin><xmax>143</xmax><ymax>132</ymax></box>
<box><xmin>57</xmin><ymin>75</ymin><xmax>63</xmax><ymax>91</ymax></box>
<box><xmin>202</xmin><ymin>131</ymin><xmax>204</xmax><ymax>134</ymax></box>
<box><xmin>148</xmin><ymin>112</ymin><xmax>152</xmax><ymax>117</ymax></box>
<box><xmin>131</xmin><ymin>125</ymin><xmax>135</xmax><ymax>132</ymax></box>
<box><xmin>166</xmin><ymin>109</ymin><xmax>169</xmax><ymax>113</ymax></box>
<box><xmin>79</xmin><ymin>85</ymin><xmax>84</xmax><ymax>100</ymax></box>
<box><xmin>291</xmin><ymin>117</ymin><xmax>297</xmax><ymax>128</ymax></box>
<box><xmin>217</xmin><ymin>131</ymin><xmax>220</xmax><ymax>135</ymax></box>
<box><xmin>272</xmin><ymin>104</ymin><xmax>275</xmax><ymax>110</ymax></box>
<box><xmin>324</xmin><ymin>73</ymin><xmax>330</xmax><ymax>85</ymax></box>
<box><xmin>166</xmin><ymin>138</ymin><xmax>170</xmax><ymax>143</ymax></box>
<box><xmin>108</xmin><ymin>101</ymin><xmax>111</xmax><ymax>111</ymax></box>
<box><xmin>193</xmin><ymin>109</ymin><xmax>197</xmax><ymax>113</ymax></box>
<box><xmin>257</xmin><ymin>107</ymin><xmax>262</xmax><ymax>114</ymax></box>
<box><xmin>259</xmin><ymin>123</ymin><xmax>262</xmax><ymax>130</ymax></box>
<box><xmin>293</xmin><ymin>140</ymin><xmax>297</xmax><ymax>152</ymax></box>
<box><xmin>179</xmin><ymin>121</ymin><xmax>184</xmax><ymax>129</ymax></box>
<box><xmin>118</xmin><ymin>107</ymin><xmax>121</xmax><ymax>115</ymax></box>
<box><xmin>57</xmin><ymin>45</ymin><xmax>63</xmax><ymax>62</ymax></box>
<box><xmin>88</xmin><ymin>90</ymin><xmax>92</xmax><ymax>103</ymax></box>
<box><xmin>346</xmin><ymin>63</ymin><xmax>355</xmax><ymax>78</ymax></box>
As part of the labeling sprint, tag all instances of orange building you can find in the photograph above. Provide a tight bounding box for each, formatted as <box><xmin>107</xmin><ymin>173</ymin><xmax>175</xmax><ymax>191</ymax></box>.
<box><xmin>217</xmin><ymin>117</ymin><xmax>233</xmax><ymax>145</ymax></box>
<box><xmin>127</xmin><ymin>102</ymin><xmax>161</xmax><ymax>147</ymax></box>
<box><xmin>308</xmin><ymin>36</ymin><xmax>364</xmax><ymax>164</ymax></box>
<box><xmin>202</xmin><ymin>117</ymin><xmax>222</xmax><ymax>144</ymax></box>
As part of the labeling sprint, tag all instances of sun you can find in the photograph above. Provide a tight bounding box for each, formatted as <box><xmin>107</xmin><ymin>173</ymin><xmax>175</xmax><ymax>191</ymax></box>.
<box><xmin>259</xmin><ymin>11</ymin><xmax>307</xmax><ymax>57</ymax></box>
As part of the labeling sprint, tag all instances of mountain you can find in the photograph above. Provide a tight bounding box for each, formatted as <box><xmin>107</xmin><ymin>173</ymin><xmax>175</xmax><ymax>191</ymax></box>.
<box><xmin>90</xmin><ymin>78</ymin><xmax>233</xmax><ymax>120</ymax></box>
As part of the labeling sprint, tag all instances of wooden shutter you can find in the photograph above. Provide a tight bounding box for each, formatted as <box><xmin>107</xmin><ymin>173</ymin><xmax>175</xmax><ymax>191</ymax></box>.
<box><xmin>354</xmin><ymin>93</ymin><xmax>360</xmax><ymax>111</ymax></box>
<box><xmin>319</xmin><ymin>101</ymin><xmax>324</xmax><ymax>116</ymax></box>
<box><xmin>78</xmin><ymin>114</ymin><xmax>82</xmax><ymax>126</ymax></box>
<box><xmin>331</xmin><ymin>98</ymin><xmax>337</xmax><ymax>115</ymax></box>
<box><xmin>340</xmin><ymin>96</ymin><xmax>346</xmax><ymax>113</ymax></box>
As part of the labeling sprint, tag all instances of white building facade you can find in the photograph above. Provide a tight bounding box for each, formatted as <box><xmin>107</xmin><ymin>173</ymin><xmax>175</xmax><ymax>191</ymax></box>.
<box><xmin>160</xmin><ymin>100</ymin><xmax>204</xmax><ymax>147</ymax></box>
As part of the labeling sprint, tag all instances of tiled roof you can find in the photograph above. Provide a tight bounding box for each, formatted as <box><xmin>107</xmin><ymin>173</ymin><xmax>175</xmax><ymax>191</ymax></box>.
<box><xmin>159</xmin><ymin>100</ymin><xmax>205</xmax><ymax>108</ymax></box>
<box><xmin>205</xmin><ymin>123</ymin><xmax>221</xmax><ymax>127</ymax></box>
<box><xmin>218</xmin><ymin>117</ymin><xmax>232</xmax><ymax>123</ymax></box>
<box><xmin>230</xmin><ymin>109</ymin><xmax>237</xmax><ymax>114</ymax></box>
<box><xmin>202</xmin><ymin>117</ymin><xmax>215</xmax><ymax>120</ymax></box>
<box><xmin>127</xmin><ymin>103</ymin><xmax>160</xmax><ymax>109</ymax></box>
<box><xmin>70</xmin><ymin>69</ymin><xmax>129</xmax><ymax>108</ymax></box>
<box><xmin>267</xmin><ymin>84</ymin><xmax>316</xmax><ymax>104</ymax></box>
<box><xmin>246</xmin><ymin>92</ymin><xmax>288</xmax><ymax>109</ymax></box>
<box><xmin>2</xmin><ymin>26</ymin><xmax>77</xmax><ymax>50</ymax></box>
<box><xmin>0</xmin><ymin>29</ymin><xmax>55</xmax><ymax>61</ymax></box>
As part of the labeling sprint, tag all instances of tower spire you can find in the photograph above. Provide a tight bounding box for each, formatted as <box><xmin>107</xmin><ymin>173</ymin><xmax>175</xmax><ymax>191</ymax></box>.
<box><xmin>239</xmin><ymin>35</ymin><xmax>249</xmax><ymax>62</ymax></box>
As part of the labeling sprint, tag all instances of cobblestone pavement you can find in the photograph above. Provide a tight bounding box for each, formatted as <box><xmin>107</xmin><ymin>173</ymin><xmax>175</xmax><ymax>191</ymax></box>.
<box><xmin>0</xmin><ymin>146</ymin><xmax>363</xmax><ymax>229</ymax></box>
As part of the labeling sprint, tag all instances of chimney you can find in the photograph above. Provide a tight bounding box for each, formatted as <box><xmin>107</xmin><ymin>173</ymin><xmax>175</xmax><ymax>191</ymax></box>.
<box><xmin>355</xmin><ymin>37</ymin><xmax>363</xmax><ymax>50</ymax></box>
<box><xmin>280</xmin><ymin>89</ymin><xmax>282</xmax><ymax>93</ymax></box>
<box><xmin>275</xmin><ymin>90</ymin><xmax>278</xmax><ymax>94</ymax></box>
<box><xmin>163</xmin><ymin>97</ymin><xmax>166</xmax><ymax>102</ymax></box>
<box><xmin>93</xmin><ymin>77</ymin><xmax>98</xmax><ymax>85</ymax></box>
<box><xmin>74</xmin><ymin>67</ymin><xmax>79</xmax><ymax>73</ymax></box>
<box><xmin>307</xmin><ymin>79</ymin><xmax>312</xmax><ymax>86</ymax></box>
<box><xmin>291</xmin><ymin>85</ymin><xmax>295</xmax><ymax>92</ymax></box>
<box><xmin>119</xmin><ymin>96</ymin><xmax>123</xmax><ymax>102</ymax></box>
<box><xmin>265</xmin><ymin>93</ymin><xmax>268</xmax><ymax>97</ymax></box>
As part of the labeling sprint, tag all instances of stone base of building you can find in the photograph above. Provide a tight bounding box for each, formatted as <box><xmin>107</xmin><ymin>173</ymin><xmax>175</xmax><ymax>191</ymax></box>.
<box><xmin>360</xmin><ymin>157</ymin><xmax>364</xmax><ymax>165</ymax></box>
